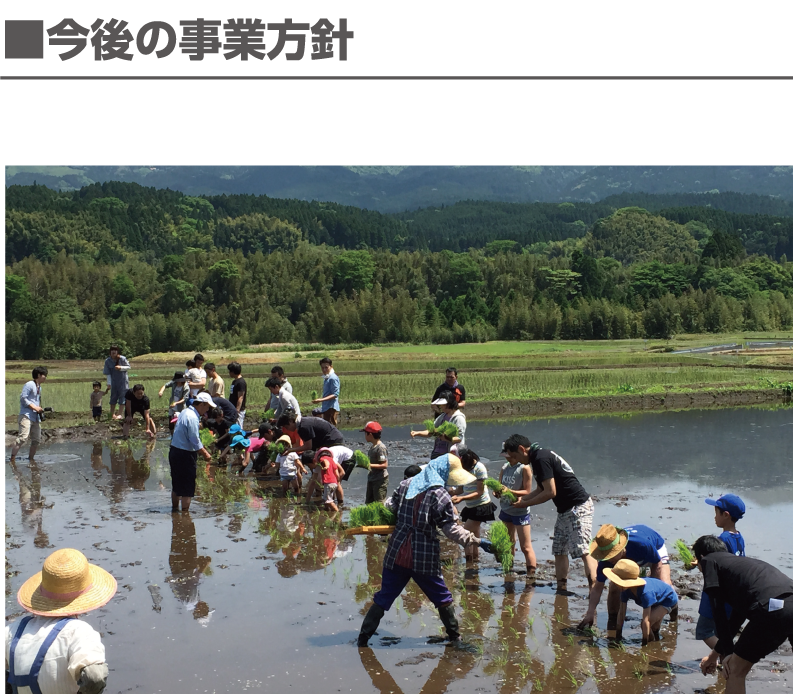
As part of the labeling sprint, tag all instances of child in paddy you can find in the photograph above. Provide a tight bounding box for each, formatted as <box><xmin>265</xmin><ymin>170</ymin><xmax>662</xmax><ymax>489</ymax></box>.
<box><xmin>275</xmin><ymin>434</ymin><xmax>306</xmax><ymax>495</ymax></box>
<box><xmin>90</xmin><ymin>381</ymin><xmax>105</xmax><ymax>422</ymax></box>
<box><xmin>606</xmin><ymin>559</ymin><xmax>679</xmax><ymax>645</ymax></box>
<box><xmin>316</xmin><ymin>448</ymin><xmax>345</xmax><ymax>513</ymax></box>
<box><xmin>696</xmin><ymin>494</ymin><xmax>746</xmax><ymax>650</ymax></box>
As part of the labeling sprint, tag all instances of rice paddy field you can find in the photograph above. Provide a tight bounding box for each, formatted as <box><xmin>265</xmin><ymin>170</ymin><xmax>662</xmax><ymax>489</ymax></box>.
<box><xmin>6</xmin><ymin>337</ymin><xmax>793</xmax><ymax>417</ymax></box>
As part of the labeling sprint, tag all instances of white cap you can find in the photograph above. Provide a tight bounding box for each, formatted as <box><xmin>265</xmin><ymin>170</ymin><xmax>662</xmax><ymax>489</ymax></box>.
<box><xmin>431</xmin><ymin>397</ymin><xmax>451</xmax><ymax>405</ymax></box>
<box><xmin>194</xmin><ymin>392</ymin><xmax>214</xmax><ymax>405</ymax></box>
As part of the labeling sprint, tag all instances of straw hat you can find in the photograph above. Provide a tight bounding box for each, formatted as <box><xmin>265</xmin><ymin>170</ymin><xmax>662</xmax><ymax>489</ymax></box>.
<box><xmin>589</xmin><ymin>524</ymin><xmax>629</xmax><ymax>561</ymax></box>
<box><xmin>446</xmin><ymin>454</ymin><xmax>476</xmax><ymax>487</ymax></box>
<box><xmin>18</xmin><ymin>548</ymin><xmax>117</xmax><ymax>616</ymax></box>
<box><xmin>602</xmin><ymin>559</ymin><xmax>646</xmax><ymax>589</ymax></box>
<box><xmin>276</xmin><ymin>434</ymin><xmax>293</xmax><ymax>447</ymax></box>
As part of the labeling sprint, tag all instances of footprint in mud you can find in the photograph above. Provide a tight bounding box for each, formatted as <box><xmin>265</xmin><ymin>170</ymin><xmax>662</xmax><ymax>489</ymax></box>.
<box><xmin>380</xmin><ymin>636</ymin><xmax>402</xmax><ymax>647</ymax></box>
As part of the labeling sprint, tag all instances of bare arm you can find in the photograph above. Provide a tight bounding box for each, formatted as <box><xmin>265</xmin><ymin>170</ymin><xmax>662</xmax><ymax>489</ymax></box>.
<box><xmin>452</xmin><ymin>479</ymin><xmax>484</xmax><ymax>504</ymax></box>
<box><xmin>523</xmin><ymin>476</ymin><xmax>556</xmax><ymax>507</ymax></box>
<box><xmin>579</xmin><ymin>580</ymin><xmax>606</xmax><ymax>626</ymax></box>
<box><xmin>618</xmin><ymin>602</ymin><xmax>628</xmax><ymax>632</ymax></box>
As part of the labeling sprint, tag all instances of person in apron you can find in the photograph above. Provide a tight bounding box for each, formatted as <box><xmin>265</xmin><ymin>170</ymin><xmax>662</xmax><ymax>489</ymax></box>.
<box><xmin>5</xmin><ymin>548</ymin><xmax>117</xmax><ymax>694</ymax></box>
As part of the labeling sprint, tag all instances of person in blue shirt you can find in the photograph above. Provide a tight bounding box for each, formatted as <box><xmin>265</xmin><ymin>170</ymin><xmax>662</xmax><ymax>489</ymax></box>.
<box><xmin>696</xmin><ymin>494</ymin><xmax>747</xmax><ymax>650</ymax></box>
<box><xmin>169</xmin><ymin>392</ymin><xmax>214</xmax><ymax>512</ymax></box>
<box><xmin>580</xmin><ymin>523</ymin><xmax>675</xmax><ymax>634</ymax></box>
<box><xmin>605</xmin><ymin>559</ymin><xmax>678</xmax><ymax>645</ymax></box>
<box><xmin>9</xmin><ymin>366</ymin><xmax>48</xmax><ymax>464</ymax></box>
<box><xmin>313</xmin><ymin>357</ymin><xmax>340</xmax><ymax>427</ymax></box>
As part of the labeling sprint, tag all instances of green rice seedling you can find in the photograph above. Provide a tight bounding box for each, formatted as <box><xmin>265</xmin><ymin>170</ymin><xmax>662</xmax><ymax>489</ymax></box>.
<box><xmin>533</xmin><ymin>678</ymin><xmax>544</xmax><ymax>691</ymax></box>
<box><xmin>516</xmin><ymin>662</ymin><xmax>531</xmax><ymax>679</ymax></box>
<box><xmin>554</xmin><ymin>612</ymin><xmax>564</xmax><ymax>623</ymax></box>
<box><xmin>527</xmin><ymin>616</ymin><xmax>535</xmax><ymax>630</ymax></box>
<box><xmin>435</xmin><ymin>421</ymin><xmax>459</xmax><ymax>439</ymax></box>
<box><xmin>563</xmin><ymin>670</ymin><xmax>579</xmax><ymax>687</ymax></box>
<box><xmin>263</xmin><ymin>408</ymin><xmax>276</xmax><ymax>420</ymax></box>
<box><xmin>483</xmin><ymin>478</ymin><xmax>517</xmax><ymax>504</ymax></box>
<box><xmin>489</xmin><ymin>521</ymin><xmax>515</xmax><ymax>572</ymax></box>
<box><xmin>422</xmin><ymin>418</ymin><xmax>437</xmax><ymax>434</ymax></box>
<box><xmin>353</xmin><ymin>449</ymin><xmax>370</xmax><ymax>470</ymax></box>
<box><xmin>347</xmin><ymin>502</ymin><xmax>396</xmax><ymax>528</ymax></box>
<box><xmin>566</xmin><ymin>634</ymin><xmax>575</xmax><ymax>646</ymax></box>
<box><xmin>268</xmin><ymin>442</ymin><xmax>286</xmax><ymax>462</ymax></box>
<box><xmin>491</xmin><ymin>653</ymin><xmax>508</xmax><ymax>668</ymax></box>
<box><xmin>199</xmin><ymin>428</ymin><xmax>215</xmax><ymax>449</ymax></box>
<box><xmin>674</xmin><ymin>539</ymin><xmax>695</xmax><ymax>569</ymax></box>
<box><xmin>310</xmin><ymin>390</ymin><xmax>318</xmax><ymax>400</ymax></box>
<box><xmin>632</xmin><ymin>665</ymin><xmax>644</xmax><ymax>681</ymax></box>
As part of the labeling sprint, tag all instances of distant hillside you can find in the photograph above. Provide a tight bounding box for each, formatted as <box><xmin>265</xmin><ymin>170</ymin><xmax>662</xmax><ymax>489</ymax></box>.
<box><xmin>6</xmin><ymin>166</ymin><xmax>793</xmax><ymax>213</ymax></box>
<box><xmin>6</xmin><ymin>183</ymin><xmax>793</xmax><ymax>262</ymax></box>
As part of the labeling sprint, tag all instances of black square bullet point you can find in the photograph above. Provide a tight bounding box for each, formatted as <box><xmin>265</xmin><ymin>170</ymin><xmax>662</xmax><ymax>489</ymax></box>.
<box><xmin>6</xmin><ymin>20</ymin><xmax>44</xmax><ymax>59</ymax></box>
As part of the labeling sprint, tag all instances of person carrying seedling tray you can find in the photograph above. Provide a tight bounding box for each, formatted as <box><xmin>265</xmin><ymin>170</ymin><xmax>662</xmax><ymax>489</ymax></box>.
<box><xmin>357</xmin><ymin>454</ymin><xmax>497</xmax><ymax>647</ymax></box>
<box><xmin>410</xmin><ymin>392</ymin><xmax>465</xmax><ymax>460</ymax></box>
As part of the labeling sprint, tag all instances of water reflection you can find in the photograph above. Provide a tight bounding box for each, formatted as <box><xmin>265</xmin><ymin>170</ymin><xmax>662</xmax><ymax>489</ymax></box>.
<box><xmin>358</xmin><ymin>639</ymin><xmax>478</xmax><ymax>694</ymax></box>
<box><xmin>166</xmin><ymin>512</ymin><xmax>213</xmax><ymax>623</ymax></box>
<box><xmin>8</xmin><ymin>459</ymin><xmax>51</xmax><ymax>549</ymax></box>
<box><xmin>105</xmin><ymin>440</ymin><xmax>154</xmax><ymax>503</ymax></box>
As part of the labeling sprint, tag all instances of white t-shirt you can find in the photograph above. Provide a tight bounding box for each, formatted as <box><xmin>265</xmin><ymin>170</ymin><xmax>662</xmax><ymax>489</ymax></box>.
<box><xmin>186</xmin><ymin>368</ymin><xmax>207</xmax><ymax>398</ymax></box>
<box><xmin>275</xmin><ymin>389</ymin><xmax>301</xmax><ymax>418</ymax></box>
<box><xmin>462</xmin><ymin>460</ymin><xmax>492</xmax><ymax>508</ymax></box>
<box><xmin>328</xmin><ymin>445</ymin><xmax>353</xmax><ymax>466</ymax></box>
<box><xmin>277</xmin><ymin>452</ymin><xmax>300</xmax><ymax>478</ymax></box>
<box><xmin>5</xmin><ymin>617</ymin><xmax>105</xmax><ymax>694</ymax></box>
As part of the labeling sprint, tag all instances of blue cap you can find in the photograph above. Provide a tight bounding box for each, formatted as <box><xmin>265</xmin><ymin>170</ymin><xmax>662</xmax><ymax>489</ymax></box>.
<box><xmin>228</xmin><ymin>424</ymin><xmax>242</xmax><ymax>435</ymax></box>
<box><xmin>231</xmin><ymin>435</ymin><xmax>251</xmax><ymax>449</ymax></box>
<box><xmin>705</xmin><ymin>494</ymin><xmax>745</xmax><ymax>520</ymax></box>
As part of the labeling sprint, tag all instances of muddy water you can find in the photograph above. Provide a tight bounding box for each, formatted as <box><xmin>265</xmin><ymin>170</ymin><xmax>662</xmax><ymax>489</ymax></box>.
<box><xmin>5</xmin><ymin>407</ymin><xmax>792</xmax><ymax>694</ymax></box>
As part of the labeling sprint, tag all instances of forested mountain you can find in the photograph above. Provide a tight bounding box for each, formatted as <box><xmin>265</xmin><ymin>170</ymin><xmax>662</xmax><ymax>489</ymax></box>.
<box><xmin>6</xmin><ymin>183</ymin><xmax>793</xmax><ymax>359</ymax></box>
<box><xmin>7</xmin><ymin>166</ymin><xmax>793</xmax><ymax>213</ymax></box>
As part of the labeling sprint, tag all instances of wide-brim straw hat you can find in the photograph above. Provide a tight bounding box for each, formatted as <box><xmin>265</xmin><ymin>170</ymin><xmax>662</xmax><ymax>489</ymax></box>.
<box><xmin>446</xmin><ymin>454</ymin><xmax>476</xmax><ymax>487</ymax></box>
<box><xmin>276</xmin><ymin>434</ymin><xmax>293</xmax><ymax>447</ymax></box>
<box><xmin>602</xmin><ymin>559</ymin><xmax>645</xmax><ymax>589</ymax></box>
<box><xmin>589</xmin><ymin>524</ymin><xmax>629</xmax><ymax>561</ymax></box>
<box><xmin>18</xmin><ymin>548</ymin><xmax>117</xmax><ymax>616</ymax></box>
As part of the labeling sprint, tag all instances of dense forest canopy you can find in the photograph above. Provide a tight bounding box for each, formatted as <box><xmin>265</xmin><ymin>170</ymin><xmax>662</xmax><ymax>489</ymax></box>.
<box><xmin>5</xmin><ymin>182</ymin><xmax>793</xmax><ymax>359</ymax></box>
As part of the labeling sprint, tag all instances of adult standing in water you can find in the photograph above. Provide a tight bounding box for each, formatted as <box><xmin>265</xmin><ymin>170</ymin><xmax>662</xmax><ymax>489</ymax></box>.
<box><xmin>431</xmin><ymin>367</ymin><xmax>466</xmax><ymax>413</ymax></box>
<box><xmin>313</xmin><ymin>357</ymin><xmax>340</xmax><ymax>427</ymax></box>
<box><xmin>9</xmin><ymin>365</ymin><xmax>48</xmax><ymax>464</ymax></box>
<box><xmin>169</xmin><ymin>392</ymin><xmax>213</xmax><ymax>512</ymax></box>
<box><xmin>500</xmin><ymin>435</ymin><xmax>597</xmax><ymax>594</ymax></box>
<box><xmin>6</xmin><ymin>548</ymin><xmax>116</xmax><ymax>694</ymax></box>
<box><xmin>357</xmin><ymin>454</ymin><xmax>496</xmax><ymax>647</ymax></box>
<box><xmin>411</xmin><ymin>391</ymin><xmax>465</xmax><ymax>459</ymax></box>
<box><xmin>227</xmin><ymin>362</ymin><xmax>247</xmax><ymax>428</ymax></box>
<box><xmin>103</xmin><ymin>344</ymin><xmax>131</xmax><ymax>421</ymax></box>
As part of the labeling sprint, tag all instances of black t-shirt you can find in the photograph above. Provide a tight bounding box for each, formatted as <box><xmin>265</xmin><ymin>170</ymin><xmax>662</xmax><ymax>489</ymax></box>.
<box><xmin>296</xmin><ymin>416</ymin><xmax>344</xmax><ymax>450</ymax></box>
<box><xmin>701</xmin><ymin>552</ymin><xmax>793</xmax><ymax>654</ymax></box>
<box><xmin>529</xmin><ymin>448</ymin><xmax>589</xmax><ymax>513</ymax></box>
<box><xmin>432</xmin><ymin>382</ymin><xmax>466</xmax><ymax>404</ymax></box>
<box><xmin>230</xmin><ymin>377</ymin><xmax>247</xmax><ymax>411</ymax></box>
<box><xmin>125</xmin><ymin>390</ymin><xmax>150</xmax><ymax>414</ymax></box>
<box><xmin>212</xmin><ymin>397</ymin><xmax>238</xmax><ymax>423</ymax></box>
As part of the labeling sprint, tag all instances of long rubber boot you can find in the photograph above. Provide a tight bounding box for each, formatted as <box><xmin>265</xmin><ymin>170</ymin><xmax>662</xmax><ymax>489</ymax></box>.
<box><xmin>358</xmin><ymin>604</ymin><xmax>385</xmax><ymax>647</ymax></box>
<box><xmin>437</xmin><ymin>604</ymin><xmax>460</xmax><ymax>642</ymax></box>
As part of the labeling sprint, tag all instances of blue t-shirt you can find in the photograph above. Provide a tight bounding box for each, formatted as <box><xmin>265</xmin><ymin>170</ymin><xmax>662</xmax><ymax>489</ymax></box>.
<box><xmin>621</xmin><ymin>578</ymin><xmax>678</xmax><ymax>610</ymax></box>
<box><xmin>597</xmin><ymin>525</ymin><xmax>666</xmax><ymax>583</ymax></box>
<box><xmin>698</xmin><ymin>530</ymin><xmax>746</xmax><ymax>618</ymax></box>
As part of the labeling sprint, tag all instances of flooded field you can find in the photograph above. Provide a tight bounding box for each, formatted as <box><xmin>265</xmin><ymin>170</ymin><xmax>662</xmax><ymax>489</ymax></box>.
<box><xmin>6</xmin><ymin>407</ymin><xmax>793</xmax><ymax>694</ymax></box>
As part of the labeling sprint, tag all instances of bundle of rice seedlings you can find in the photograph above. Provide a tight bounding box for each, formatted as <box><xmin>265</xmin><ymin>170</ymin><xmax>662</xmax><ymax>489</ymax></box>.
<box><xmin>435</xmin><ymin>421</ymin><xmax>459</xmax><ymax>439</ymax></box>
<box><xmin>199</xmin><ymin>428</ymin><xmax>215</xmax><ymax>450</ymax></box>
<box><xmin>674</xmin><ymin>539</ymin><xmax>696</xmax><ymax>569</ymax></box>
<box><xmin>484</xmin><ymin>478</ymin><xmax>517</xmax><ymax>504</ymax></box>
<box><xmin>348</xmin><ymin>502</ymin><xmax>396</xmax><ymax>528</ymax></box>
<box><xmin>310</xmin><ymin>390</ymin><xmax>319</xmax><ymax>400</ymax></box>
<box><xmin>489</xmin><ymin>521</ymin><xmax>514</xmax><ymax>573</ymax></box>
<box><xmin>422</xmin><ymin>418</ymin><xmax>437</xmax><ymax>434</ymax></box>
<box><xmin>263</xmin><ymin>408</ymin><xmax>276</xmax><ymax>420</ymax></box>
<box><xmin>268</xmin><ymin>441</ymin><xmax>286</xmax><ymax>462</ymax></box>
<box><xmin>353</xmin><ymin>449</ymin><xmax>370</xmax><ymax>470</ymax></box>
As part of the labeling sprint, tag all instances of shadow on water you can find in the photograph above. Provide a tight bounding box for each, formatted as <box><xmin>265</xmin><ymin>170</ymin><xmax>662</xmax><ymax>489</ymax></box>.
<box><xmin>5</xmin><ymin>406</ymin><xmax>792</xmax><ymax>693</ymax></box>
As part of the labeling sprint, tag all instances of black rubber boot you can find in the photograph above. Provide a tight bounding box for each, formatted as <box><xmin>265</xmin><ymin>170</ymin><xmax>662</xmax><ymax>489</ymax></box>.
<box><xmin>437</xmin><ymin>604</ymin><xmax>460</xmax><ymax>642</ymax></box>
<box><xmin>358</xmin><ymin>604</ymin><xmax>385</xmax><ymax>647</ymax></box>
